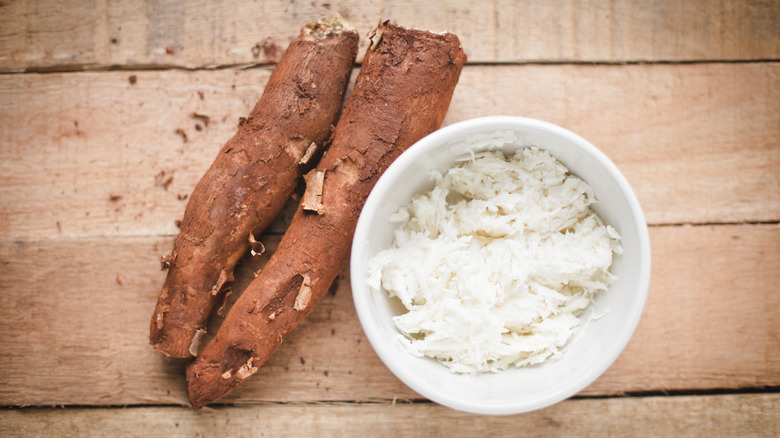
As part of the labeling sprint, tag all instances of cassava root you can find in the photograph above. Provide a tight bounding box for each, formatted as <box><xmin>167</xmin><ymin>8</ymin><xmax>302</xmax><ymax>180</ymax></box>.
<box><xmin>186</xmin><ymin>21</ymin><xmax>467</xmax><ymax>409</ymax></box>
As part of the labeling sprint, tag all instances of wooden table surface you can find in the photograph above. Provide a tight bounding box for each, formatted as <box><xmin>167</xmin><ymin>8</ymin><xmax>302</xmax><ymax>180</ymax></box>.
<box><xmin>1</xmin><ymin>0</ymin><xmax>779</xmax><ymax>436</ymax></box>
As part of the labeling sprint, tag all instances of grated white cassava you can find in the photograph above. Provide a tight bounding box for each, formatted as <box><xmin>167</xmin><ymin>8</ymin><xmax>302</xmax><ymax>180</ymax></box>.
<box><xmin>367</xmin><ymin>147</ymin><xmax>622</xmax><ymax>374</ymax></box>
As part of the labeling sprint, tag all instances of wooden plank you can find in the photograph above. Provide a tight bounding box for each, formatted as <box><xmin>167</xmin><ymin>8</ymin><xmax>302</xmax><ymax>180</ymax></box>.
<box><xmin>1</xmin><ymin>394</ymin><xmax>778</xmax><ymax>437</ymax></box>
<box><xmin>1</xmin><ymin>64</ymin><xmax>777</xmax><ymax>242</ymax></box>
<box><xmin>0</xmin><ymin>225</ymin><xmax>777</xmax><ymax>406</ymax></box>
<box><xmin>1</xmin><ymin>0</ymin><xmax>778</xmax><ymax>71</ymax></box>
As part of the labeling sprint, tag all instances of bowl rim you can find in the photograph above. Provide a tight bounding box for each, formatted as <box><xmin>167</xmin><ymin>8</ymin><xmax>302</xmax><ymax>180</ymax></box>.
<box><xmin>350</xmin><ymin>115</ymin><xmax>651</xmax><ymax>415</ymax></box>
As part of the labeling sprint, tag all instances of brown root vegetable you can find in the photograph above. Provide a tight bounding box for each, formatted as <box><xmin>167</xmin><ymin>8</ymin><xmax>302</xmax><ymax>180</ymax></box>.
<box><xmin>186</xmin><ymin>22</ymin><xmax>467</xmax><ymax>409</ymax></box>
<box><xmin>150</xmin><ymin>18</ymin><xmax>359</xmax><ymax>359</ymax></box>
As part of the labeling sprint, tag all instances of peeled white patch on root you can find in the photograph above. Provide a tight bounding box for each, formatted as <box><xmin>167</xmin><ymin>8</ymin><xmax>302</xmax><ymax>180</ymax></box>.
<box><xmin>367</xmin><ymin>148</ymin><xmax>622</xmax><ymax>374</ymax></box>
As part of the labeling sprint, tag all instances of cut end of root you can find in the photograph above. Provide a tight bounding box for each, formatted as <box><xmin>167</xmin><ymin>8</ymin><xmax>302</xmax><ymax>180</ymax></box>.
<box><xmin>301</xmin><ymin>16</ymin><xmax>356</xmax><ymax>40</ymax></box>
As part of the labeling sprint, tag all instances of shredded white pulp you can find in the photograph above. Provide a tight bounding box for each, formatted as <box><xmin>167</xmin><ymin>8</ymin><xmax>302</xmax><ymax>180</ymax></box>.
<box><xmin>367</xmin><ymin>147</ymin><xmax>622</xmax><ymax>374</ymax></box>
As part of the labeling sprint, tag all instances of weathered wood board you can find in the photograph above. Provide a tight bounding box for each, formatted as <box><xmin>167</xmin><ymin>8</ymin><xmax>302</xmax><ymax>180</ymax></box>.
<box><xmin>1</xmin><ymin>63</ymin><xmax>777</xmax><ymax>243</ymax></box>
<box><xmin>1</xmin><ymin>225</ymin><xmax>777</xmax><ymax>406</ymax></box>
<box><xmin>1</xmin><ymin>0</ymin><xmax>779</xmax><ymax>71</ymax></box>
<box><xmin>1</xmin><ymin>394</ymin><xmax>778</xmax><ymax>437</ymax></box>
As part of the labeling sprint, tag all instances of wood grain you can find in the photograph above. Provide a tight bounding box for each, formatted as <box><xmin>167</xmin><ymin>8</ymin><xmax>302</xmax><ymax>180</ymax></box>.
<box><xmin>0</xmin><ymin>225</ymin><xmax>777</xmax><ymax>406</ymax></box>
<box><xmin>1</xmin><ymin>0</ymin><xmax>778</xmax><ymax>72</ymax></box>
<box><xmin>1</xmin><ymin>0</ymin><xmax>777</xmax><ymax>432</ymax></box>
<box><xmin>1</xmin><ymin>394</ymin><xmax>778</xmax><ymax>437</ymax></box>
<box><xmin>1</xmin><ymin>63</ymin><xmax>777</xmax><ymax>242</ymax></box>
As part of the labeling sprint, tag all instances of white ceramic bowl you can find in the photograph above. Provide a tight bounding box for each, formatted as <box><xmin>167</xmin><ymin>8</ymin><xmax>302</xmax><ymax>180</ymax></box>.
<box><xmin>350</xmin><ymin>116</ymin><xmax>651</xmax><ymax>415</ymax></box>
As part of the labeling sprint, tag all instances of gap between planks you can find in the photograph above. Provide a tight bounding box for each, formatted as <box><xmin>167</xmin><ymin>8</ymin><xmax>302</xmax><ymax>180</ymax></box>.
<box><xmin>3</xmin><ymin>59</ymin><xmax>779</xmax><ymax>76</ymax></box>
<box><xmin>7</xmin><ymin>385</ymin><xmax>780</xmax><ymax>409</ymax></box>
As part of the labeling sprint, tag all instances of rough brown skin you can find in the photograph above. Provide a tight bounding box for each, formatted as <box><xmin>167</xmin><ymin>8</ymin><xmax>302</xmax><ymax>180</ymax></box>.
<box><xmin>150</xmin><ymin>18</ymin><xmax>359</xmax><ymax>359</ymax></box>
<box><xmin>186</xmin><ymin>22</ymin><xmax>467</xmax><ymax>409</ymax></box>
